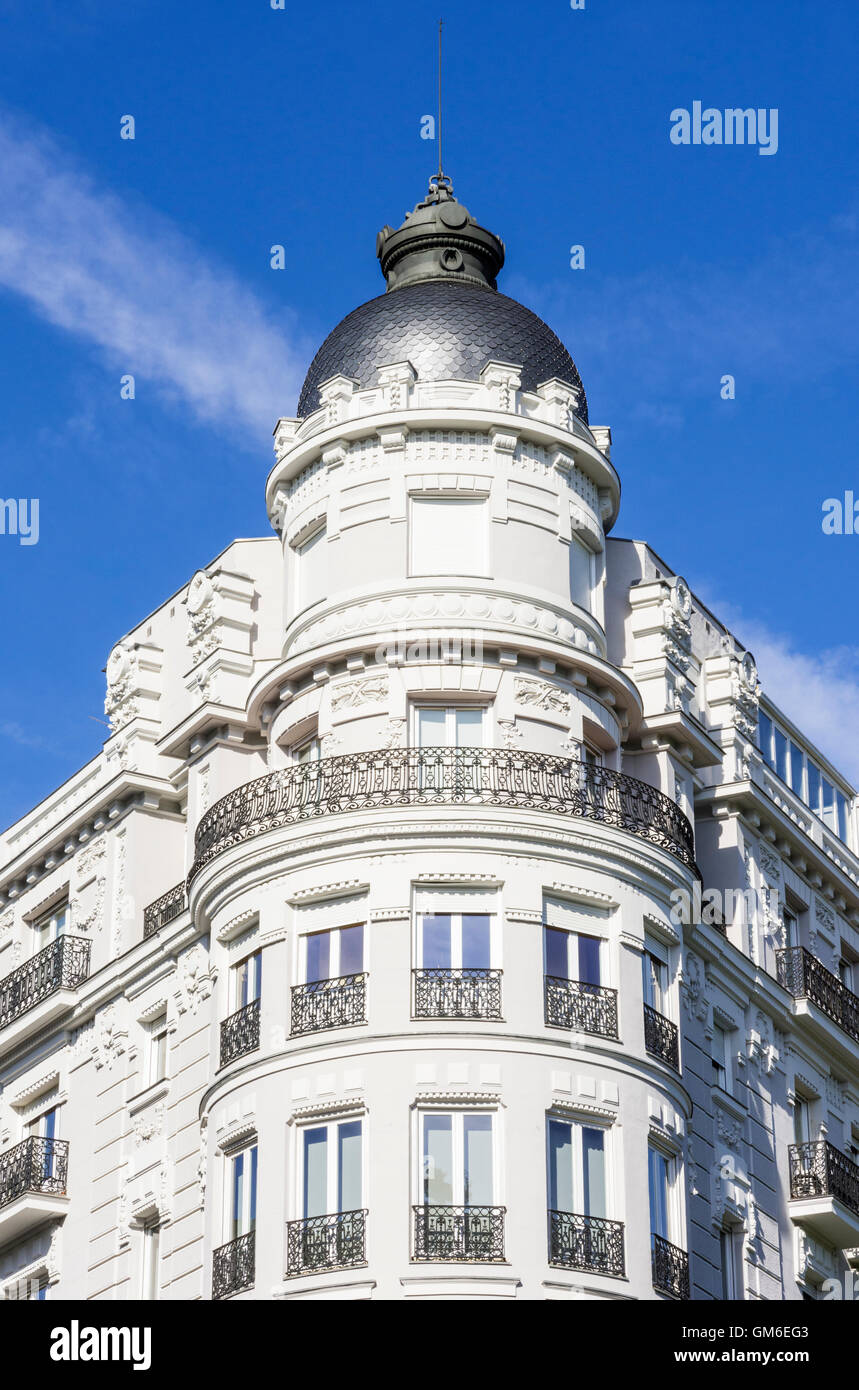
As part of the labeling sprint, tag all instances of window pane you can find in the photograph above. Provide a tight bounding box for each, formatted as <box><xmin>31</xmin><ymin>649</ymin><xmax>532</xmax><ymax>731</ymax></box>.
<box><xmin>548</xmin><ymin>1120</ymin><xmax>573</xmax><ymax>1213</ymax></box>
<box><xmin>338</xmin><ymin>1121</ymin><xmax>362</xmax><ymax>1213</ymax></box>
<box><xmin>790</xmin><ymin>743</ymin><xmax>804</xmax><ymax>796</ymax></box>
<box><xmin>837</xmin><ymin>792</ymin><xmax>849</xmax><ymax>843</ymax></box>
<box><xmin>758</xmin><ymin>711</ymin><xmax>773</xmax><ymax>765</ymax></box>
<box><xmin>462</xmin><ymin>914</ymin><xmax>491</xmax><ymax>969</ymax></box>
<box><xmin>463</xmin><ymin>1115</ymin><xmax>493</xmax><ymax>1206</ymax></box>
<box><xmin>643</xmin><ymin>951</ymin><xmax>666</xmax><ymax>1010</ymax></box>
<box><xmin>821</xmin><ymin>779</ymin><xmax>836</xmax><ymax>830</ymax></box>
<box><xmin>577</xmin><ymin>934</ymin><xmax>601</xmax><ymax>987</ymax></box>
<box><xmin>339</xmin><ymin>924</ymin><xmax>364</xmax><ymax>976</ymax></box>
<box><xmin>648</xmin><ymin>1148</ymin><xmax>670</xmax><ymax>1240</ymax></box>
<box><xmin>422</xmin><ymin>914</ymin><xmax>452</xmax><ymax>969</ymax></box>
<box><xmin>417</xmin><ymin>708</ymin><xmax>446</xmax><ymax>748</ymax></box>
<box><xmin>582</xmin><ymin>1128</ymin><xmax>606</xmax><ymax>1219</ymax></box>
<box><xmin>544</xmin><ymin>926</ymin><xmax>569</xmax><ymax>980</ymax></box>
<box><xmin>807</xmin><ymin>762</ymin><xmax>820</xmax><ymax>813</ymax></box>
<box><xmin>232</xmin><ymin>1153</ymin><xmax>245</xmax><ymax>1238</ymax></box>
<box><xmin>304</xmin><ymin>1128</ymin><xmax>328</xmax><ymax>1219</ymax></box>
<box><xmin>773</xmin><ymin>727</ymin><xmax>788</xmax><ymax>782</ymax></box>
<box><xmin>424</xmin><ymin>1115</ymin><xmax>453</xmax><ymax>1204</ymax></box>
<box><xmin>306</xmin><ymin>931</ymin><xmax>331</xmax><ymax>983</ymax></box>
<box><xmin>248</xmin><ymin>1146</ymin><xmax>258</xmax><ymax>1231</ymax></box>
<box><xmin>455</xmin><ymin>709</ymin><xmax>483</xmax><ymax>748</ymax></box>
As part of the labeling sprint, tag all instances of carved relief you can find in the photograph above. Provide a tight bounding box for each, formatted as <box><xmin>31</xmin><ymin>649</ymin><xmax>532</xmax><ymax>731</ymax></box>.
<box><xmin>513</xmin><ymin>675</ymin><xmax>571</xmax><ymax>715</ymax></box>
<box><xmin>186</xmin><ymin>570</ymin><xmax>220</xmax><ymax>660</ymax></box>
<box><xmin>330</xmin><ymin>674</ymin><xmax>389</xmax><ymax>713</ymax></box>
<box><xmin>104</xmin><ymin>644</ymin><xmax>139</xmax><ymax>732</ymax></box>
<box><xmin>92</xmin><ymin>1004</ymin><xmax>128</xmax><ymax>1071</ymax></box>
<box><xmin>175</xmin><ymin>943</ymin><xmax>216</xmax><ymax>1016</ymax></box>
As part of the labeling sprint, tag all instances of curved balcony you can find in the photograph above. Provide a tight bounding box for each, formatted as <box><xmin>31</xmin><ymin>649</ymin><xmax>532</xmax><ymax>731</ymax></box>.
<box><xmin>189</xmin><ymin>749</ymin><xmax>698</xmax><ymax>883</ymax></box>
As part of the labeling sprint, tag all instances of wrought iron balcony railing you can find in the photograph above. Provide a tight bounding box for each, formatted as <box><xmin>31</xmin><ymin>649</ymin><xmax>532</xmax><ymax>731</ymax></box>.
<box><xmin>545</xmin><ymin>976</ymin><xmax>619</xmax><ymax>1038</ymax></box>
<box><xmin>286</xmin><ymin>1209</ymin><xmax>367</xmax><ymax>1276</ymax></box>
<box><xmin>0</xmin><ymin>1137</ymin><xmax>69</xmax><ymax>1210</ymax></box>
<box><xmin>220</xmin><ymin>998</ymin><xmax>260</xmax><ymax>1067</ymax></box>
<box><xmin>548</xmin><ymin>1210</ymin><xmax>625</xmax><ymax>1277</ymax></box>
<box><xmin>189</xmin><ymin>749</ymin><xmax>698</xmax><ymax>883</ymax></box>
<box><xmin>143</xmin><ymin>881</ymin><xmax>186</xmax><ymax>939</ymax></box>
<box><xmin>789</xmin><ymin>1141</ymin><xmax>859</xmax><ymax>1216</ymax></box>
<box><xmin>777</xmin><ymin>947</ymin><xmax>859</xmax><ymax>1045</ymax></box>
<box><xmin>412</xmin><ymin>1204</ymin><xmax>506</xmax><ymax>1262</ymax></box>
<box><xmin>0</xmin><ymin>935</ymin><xmax>91</xmax><ymax>1031</ymax></box>
<box><xmin>413</xmin><ymin>967</ymin><xmax>502</xmax><ymax>1020</ymax></box>
<box><xmin>643</xmin><ymin>1003</ymin><xmax>680</xmax><ymax>1072</ymax></box>
<box><xmin>652</xmin><ymin>1233</ymin><xmax>690</xmax><ymax>1299</ymax></box>
<box><xmin>212</xmin><ymin>1230</ymin><xmax>255</xmax><ymax>1300</ymax></box>
<box><xmin>291</xmin><ymin>973</ymin><xmax>367</xmax><ymax>1035</ymax></box>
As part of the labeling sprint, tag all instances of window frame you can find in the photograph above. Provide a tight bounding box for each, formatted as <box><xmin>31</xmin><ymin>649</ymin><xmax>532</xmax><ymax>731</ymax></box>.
<box><xmin>546</xmin><ymin>1113</ymin><xmax>614</xmax><ymax>1220</ymax></box>
<box><xmin>416</xmin><ymin>909</ymin><xmax>499</xmax><ymax>971</ymax></box>
<box><xmin>299</xmin><ymin>922</ymin><xmax>366</xmax><ymax>984</ymax></box>
<box><xmin>415</xmin><ymin>1108</ymin><xmax>500</xmax><ymax>1209</ymax></box>
<box><xmin>226</xmin><ymin>1141</ymin><xmax>258</xmax><ymax>1242</ymax></box>
<box><xmin>297</xmin><ymin>1116</ymin><xmax>365</xmax><ymax>1220</ymax></box>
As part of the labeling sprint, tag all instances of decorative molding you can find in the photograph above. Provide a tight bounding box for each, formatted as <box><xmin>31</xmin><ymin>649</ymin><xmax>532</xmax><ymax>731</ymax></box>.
<box><xmin>548</xmin><ymin>883</ymin><xmax>618</xmax><ymax>911</ymax></box>
<box><xmin>174</xmin><ymin>942</ymin><xmax>216</xmax><ymax>1016</ymax></box>
<box><xmin>288</xmin><ymin>881</ymin><xmax>370</xmax><ymax>906</ymax></box>
<box><xmin>414</xmin><ymin>1091</ymin><xmax>503</xmax><ymax>1109</ymax></box>
<box><xmin>330</xmin><ymin>673</ymin><xmax>389</xmax><ymax>714</ymax></box>
<box><xmin>289</xmin><ymin>1098</ymin><xmax>367</xmax><ymax>1124</ymax></box>
<box><xmin>216</xmin><ymin>908</ymin><xmax>259</xmax><ymax>945</ymax></box>
<box><xmin>513</xmin><ymin>675</ymin><xmax>571</xmax><ymax>716</ymax></box>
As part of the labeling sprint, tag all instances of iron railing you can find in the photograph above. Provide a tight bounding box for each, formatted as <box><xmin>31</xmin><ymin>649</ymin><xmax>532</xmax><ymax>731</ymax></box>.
<box><xmin>0</xmin><ymin>1137</ymin><xmax>69</xmax><ymax>1210</ymax></box>
<box><xmin>789</xmin><ymin>1141</ymin><xmax>859</xmax><ymax>1216</ymax></box>
<box><xmin>219</xmin><ymin>998</ymin><xmax>260</xmax><ymax>1067</ymax></box>
<box><xmin>545</xmin><ymin>976</ymin><xmax>619</xmax><ymax>1038</ymax></box>
<box><xmin>777</xmin><ymin>947</ymin><xmax>859</xmax><ymax>1045</ymax></box>
<box><xmin>143</xmin><ymin>882</ymin><xmax>186</xmax><ymax>939</ymax></box>
<box><xmin>652</xmin><ymin>1233</ymin><xmax>690</xmax><ymax>1299</ymax></box>
<box><xmin>212</xmin><ymin>1231</ymin><xmax>255</xmax><ymax>1300</ymax></box>
<box><xmin>0</xmin><ymin>936</ymin><xmax>91</xmax><ymax>1031</ymax></box>
<box><xmin>290</xmin><ymin>973</ymin><xmax>367</xmax><ymax>1035</ymax></box>
<box><xmin>548</xmin><ymin>1210</ymin><xmax>625</xmax><ymax>1277</ymax></box>
<box><xmin>286</xmin><ymin>1209</ymin><xmax>367</xmax><ymax>1276</ymax></box>
<box><xmin>412</xmin><ymin>1204</ymin><xmax>506</xmax><ymax>1262</ymax></box>
<box><xmin>644</xmin><ymin>1003</ymin><xmax>680</xmax><ymax>1071</ymax></box>
<box><xmin>189</xmin><ymin>749</ymin><xmax>698</xmax><ymax>882</ymax></box>
<box><xmin>413</xmin><ymin>968</ymin><xmax>502</xmax><ymax>1020</ymax></box>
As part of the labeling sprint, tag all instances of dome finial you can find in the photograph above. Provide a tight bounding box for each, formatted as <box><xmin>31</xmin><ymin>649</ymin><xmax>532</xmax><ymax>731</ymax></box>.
<box><xmin>376</xmin><ymin>183</ymin><xmax>505</xmax><ymax>294</ymax></box>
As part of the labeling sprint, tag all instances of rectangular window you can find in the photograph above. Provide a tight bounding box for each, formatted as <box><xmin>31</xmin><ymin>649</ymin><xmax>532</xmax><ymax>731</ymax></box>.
<box><xmin>295</xmin><ymin>524</ymin><xmax>328</xmax><ymax>612</ymax></box>
<box><xmin>303</xmin><ymin>924</ymin><xmax>364</xmax><ymax>983</ymax></box>
<box><xmin>547</xmin><ymin>1118</ymin><xmax>607</xmax><ymax>1218</ymax></box>
<box><xmin>148</xmin><ymin>1015</ymin><xmax>169</xmax><ymax>1087</ymax></box>
<box><xmin>141</xmin><ymin>1223</ymin><xmax>161</xmax><ymax>1300</ymax></box>
<box><xmin>758</xmin><ymin>711</ymin><xmax>773</xmax><ymax>766</ymax></box>
<box><xmin>793</xmin><ymin>1098</ymin><xmax>811</xmax><ymax>1148</ymax></box>
<box><xmin>789</xmin><ymin>742</ymin><xmax>805</xmax><ymax>797</ymax></box>
<box><xmin>543</xmin><ymin>925</ymin><xmax>602</xmax><ymax>986</ymax></box>
<box><xmin>711</xmin><ymin>1025</ymin><xmax>732</xmax><ymax>1094</ymax></box>
<box><xmin>837</xmin><ymin>792</ymin><xmax>850</xmax><ymax>844</ymax></box>
<box><xmin>410</xmin><ymin>496</ymin><xmax>488</xmax><ymax>577</ymax></box>
<box><xmin>773</xmin><ymin>726</ymin><xmax>788</xmax><ymax>783</ymax></box>
<box><xmin>642</xmin><ymin>947</ymin><xmax>669</xmax><ymax>1014</ymax></box>
<box><xmin>296</xmin><ymin>736</ymin><xmax>321</xmax><ymax>764</ymax></box>
<box><xmin>234</xmin><ymin>951</ymin><xmax>262</xmax><ymax>1009</ymax></box>
<box><xmin>648</xmin><ymin>1146</ymin><xmax>674</xmax><ymax>1242</ymax></box>
<box><xmin>415</xmin><ymin>705</ymin><xmax>484</xmax><ymax>749</ymax></box>
<box><xmin>421</xmin><ymin>1112</ymin><xmax>494</xmax><ymax>1206</ymax></box>
<box><xmin>302</xmin><ymin>1120</ymin><xmax>363</xmax><ymax>1218</ymax></box>
<box><xmin>230</xmin><ymin>1145</ymin><xmax>258</xmax><ymax>1240</ymax></box>
<box><xmin>719</xmin><ymin>1227</ymin><xmax>744</xmax><ymax>1300</ymax></box>
<box><xmin>821</xmin><ymin>778</ymin><xmax>837</xmax><ymax>831</ymax></box>
<box><xmin>806</xmin><ymin>762</ymin><xmax>821</xmax><ymax>815</ymax></box>
<box><xmin>419</xmin><ymin>912</ymin><xmax>493</xmax><ymax>969</ymax></box>
<box><xmin>783</xmin><ymin>909</ymin><xmax>799</xmax><ymax>950</ymax></box>
<box><xmin>33</xmin><ymin>903</ymin><xmax>67</xmax><ymax>949</ymax></box>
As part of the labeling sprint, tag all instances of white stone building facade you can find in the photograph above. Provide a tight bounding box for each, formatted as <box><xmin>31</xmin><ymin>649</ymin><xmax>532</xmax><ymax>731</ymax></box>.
<box><xmin>1</xmin><ymin>180</ymin><xmax>858</xmax><ymax>1303</ymax></box>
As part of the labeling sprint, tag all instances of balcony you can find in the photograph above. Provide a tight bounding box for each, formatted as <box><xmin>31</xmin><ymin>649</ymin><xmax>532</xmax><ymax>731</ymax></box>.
<box><xmin>413</xmin><ymin>968</ymin><xmax>502</xmax><ymax>1020</ymax></box>
<box><xmin>643</xmin><ymin>1004</ymin><xmax>680</xmax><ymax>1072</ymax></box>
<box><xmin>143</xmin><ymin>881</ymin><xmax>186</xmax><ymax>939</ymax></box>
<box><xmin>189</xmin><ymin>749</ymin><xmax>698</xmax><ymax>883</ymax></box>
<box><xmin>290</xmin><ymin>973</ymin><xmax>367</xmax><ymax>1036</ymax></box>
<box><xmin>286</xmin><ymin>1209</ymin><xmax>367</xmax><ymax>1277</ymax></box>
<box><xmin>545</xmin><ymin>976</ymin><xmax>619</xmax><ymax>1038</ymax></box>
<box><xmin>777</xmin><ymin>947</ymin><xmax>859</xmax><ymax>1048</ymax></box>
<box><xmin>220</xmin><ymin>998</ymin><xmax>260</xmax><ymax>1067</ymax></box>
<box><xmin>548</xmin><ymin>1210</ymin><xmax>625</xmax><ymax>1277</ymax></box>
<box><xmin>0</xmin><ymin>935</ymin><xmax>91</xmax><ymax>1041</ymax></box>
<box><xmin>652</xmin><ymin>1233</ymin><xmax>690</xmax><ymax>1299</ymax></box>
<box><xmin>412</xmin><ymin>1204</ymin><xmax>506</xmax><ymax>1262</ymax></box>
<box><xmin>212</xmin><ymin>1231</ymin><xmax>255</xmax><ymax>1300</ymax></box>
<box><xmin>788</xmin><ymin>1141</ymin><xmax>859</xmax><ymax>1248</ymax></box>
<box><xmin>0</xmin><ymin>1137</ymin><xmax>70</xmax><ymax>1244</ymax></box>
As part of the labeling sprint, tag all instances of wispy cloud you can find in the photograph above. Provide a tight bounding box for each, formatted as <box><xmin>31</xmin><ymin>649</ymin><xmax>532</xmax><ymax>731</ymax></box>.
<box><xmin>703</xmin><ymin>598</ymin><xmax>859</xmax><ymax>786</ymax></box>
<box><xmin>0</xmin><ymin>114</ymin><xmax>309</xmax><ymax>439</ymax></box>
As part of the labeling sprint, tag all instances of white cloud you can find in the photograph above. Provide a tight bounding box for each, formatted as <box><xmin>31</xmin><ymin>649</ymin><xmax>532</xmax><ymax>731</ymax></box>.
<box><xmin>0</xmin><ymin>115</ymin><xmax>310</xmax><ymax>438</ymax></box>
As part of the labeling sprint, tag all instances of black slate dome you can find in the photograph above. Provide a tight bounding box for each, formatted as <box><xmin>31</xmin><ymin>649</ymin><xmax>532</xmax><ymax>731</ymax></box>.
<box><xmin>296</xmin><ymin>178</ymin><xmax>588</xmax><ymax>423</ymax></box>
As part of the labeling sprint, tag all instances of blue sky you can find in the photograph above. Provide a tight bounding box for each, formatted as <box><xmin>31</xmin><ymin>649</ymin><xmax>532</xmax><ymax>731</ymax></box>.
<box><xmin>0</xmin><ymin>0</ymin><xmax>858</xmax><ymax>827</ymax></box>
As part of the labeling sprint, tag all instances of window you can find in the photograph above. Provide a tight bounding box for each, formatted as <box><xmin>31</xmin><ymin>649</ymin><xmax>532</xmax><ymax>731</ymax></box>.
<box><xmin>410</xmin><ymin>496</ymin><xmax>488</xmax><ymax>577</ymax></box>
<box><xmin>229</xmin><ymin>1145</ymin><xmax>258</xmax><ymax>1241</ymax></box>
<box><xmin>27</xmin><ymin>1107</ymin><xmax>59</xmax><ymax>1183</ymax></box>
<box><xmin>302</xmin><ymin>1120</ymin><xmax>363</xmax><ymax>1219</ymax></box>
<box><xmin>569</xmin><ymin>537</ymin><xmax>595</xmax><ymax>609</ymax></box>
<box><xmin>295</xmin><ymin>736</ymin><xmax>321</xmax><ymax>764</ymax></box>
<box><xmin>783</xmin><ymin>908</ymin><xmax>799</xmax><ymax>950</ymax></box>
<box><xmin>789</xmin><ymin>741</ymin><xmax>805</xmax><ymax>797</ymax></box>
<box><xmin>415</xmin><ymin>705</ymin><xmax>484</xmax><ymax>749</ymax></box>
<box><xmin>711</xmin><ymin>1024</ymin><xmax>732</xmax><ymax>1094</ymax></box>
<box><xmin>544</xmin><ymin>925</ymin><xmax>602</xmax><ymax>986</ymax></box>
<box><xmin>234</xmin><ymin>951</ymin><xmax>262</xmax><ymax>1009</ymax></box>
<box><xmin>421</xmin><ymin>1111</ymin><xmax>495</xmax><ymax>1207</ymax></box>
<box><xmin>33</xmin><ymin>903</ymin><xmax>67</xmax><ymax>949</ymax></box>
<box><xmin>793</xmin><ymin>1096</ymin><xmax>812</xmax><ymax>1148</ymax></box>
<box><xmin>648</xmin><ymin>1145</ymin><xmax>677</xmax><ymax>1243</ymax></box>
<box><xmin>302</xmin><ymin>924</ymin><xmax>364</xmax><ymax>983</ymax></box>
<box><xmin>719</xmin><ymin>1226</ymin><xmax>744</xmax><ymax>1300</ymax></box>
<box><xmin>295</xmin><ymin>524</ymin><xmax>327</xmax><ymax>612</ymax></box>
<box><xmin>147</xmin><ymin>1015</ymin><xmax>169</xmax><ymax>1086</ymax></box>
<box><xmin>642</xmin><ymin>946</ymin><xmax>669</xmax><ymax>1015</ymax></box>
<box><xmin>141</xmin><ymin>1222</ymin><xmax>161</xmax><ymax>1300</ymax></box>
<box><xmin>759</xmin><ymin>711</ymin><xmax>853</xmax><ymax>847</ymax></box>
<box><xmin>547</xmin><ymin>1118</ymin><xmax>607</xmax><ymax>1218</ymax></box>
<box><xmin>419</xmin><ymin>912</ymin><xmax>493</xmax><ymax>970</ymax></box>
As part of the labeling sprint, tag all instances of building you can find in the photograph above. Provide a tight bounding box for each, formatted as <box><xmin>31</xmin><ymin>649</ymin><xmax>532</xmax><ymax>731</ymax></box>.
<box><xmin>1</xmin><ymin>177</ymin><xmax>858</xmax><ymax>1303</ymax></box>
